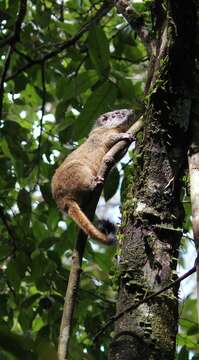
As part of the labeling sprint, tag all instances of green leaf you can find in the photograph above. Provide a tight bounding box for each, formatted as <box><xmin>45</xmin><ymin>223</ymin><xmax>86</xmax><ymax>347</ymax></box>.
<box><xmin>21</xmin><ymin>293</ymin><xmax>41</xmax><ymax>308</ymax></box>
<box><xmin>0</xmin><ymin>138</ymin><xmax>13</xmax><ymax>159</ymax></box>
<box><xmin>192</xmin><ymin>355</ymin><xmax>199</xmax><ymax>360</ymax></box>
<box><xmin>31</xmin><ymin>252</ymin><xmax>47</xmax><ymax>280</ymax></box>
<box><xmin>178</xmin><ymin>346</ymin><xmax>189</xmax><ymax>360</ymax></box>
<box><xmin>187</xmin><ymin>324</ymin><xmax>199</xmax><ymax>336</ymax></box>
<box><xmin>55</xmin><ymin>111</ymin><xmax>76</xmax><ymax>132</ymax></box>
<box><xmin>73</xmin><ymin>80</ymin><xmax>118</xmax><ymax>139</ymax></box>
<box><xmin>104</xmin><ymin>167</ymin><xmax>120</xmax><ymax>201</ymax></box>
<box><xmin>88</xmin><ymin>26</ymin><xmax>110</xmax><ymax>76</ymax></box>
<box><xmin>47</xmin><ymin>208</ymin><xmax>60</xmax><ymax>232</ymax></box>
<box><xmin>118</xmin><ymin>78</ymin><xmax>135</xmax><ymax>101</ymax></box>
<box><xmin>56</xmin><ymin>70</ymin><xmax>99</xmax><ymax>101</ymax></box>
<box><xmin>0</xmin><ymin>329</ymin><xmax>35</xmax><ymax>359</ymax></box>
<box><xmin>6</xmin><ymin>261</ymin><xmax>21</xmax><ymax>291</ymax></box>
<box><xmin>19</xmin><ymin>308</ymin><xmax>35</xmax><ymax>332</ymax></box>
<box><xmin>32</xmin><ymin>220</ymin><xmax>48</xmax><ymax>243</ymax></box>
<box><xmin>15</xmin><ymin>253</ymin><xmax>29</xmax><ymax>278</ymax></box>
<box><xmin>40</xmin><ymin>183</ymin><xmax>54</xmax><ymax>206</ymax></box>
<box><xmin>21</xmin><ymin>84</ymin><xmax>41</xmax><ymax>107</ymax></box>
<box><xmin>17</xmin><ymin>189</ymin><xmax>32</xmax><ymax>214</ymax></box>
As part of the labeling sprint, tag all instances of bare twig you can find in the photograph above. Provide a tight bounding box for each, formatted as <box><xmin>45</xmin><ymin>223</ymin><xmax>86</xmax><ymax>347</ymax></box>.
<box><xmin>58</xmin><ymin>115</ymin><xmax>144</xmax><ymax>360</ymax></box>
<box><xmin>58</xmin><ymin>212</ymin><xmax>94</xmax><ymax>360</ymax></box>
<box><xmin>93</xmin><ymin>264</ymin><xmax>196</xmax><ymax>342</ymax></box>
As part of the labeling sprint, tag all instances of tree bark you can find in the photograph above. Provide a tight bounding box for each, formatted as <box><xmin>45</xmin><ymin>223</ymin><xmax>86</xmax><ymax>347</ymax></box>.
<box><xmin>109</xmin><ymin>1</ymin><xmax>196</xmax><ymax>359</ymax></box>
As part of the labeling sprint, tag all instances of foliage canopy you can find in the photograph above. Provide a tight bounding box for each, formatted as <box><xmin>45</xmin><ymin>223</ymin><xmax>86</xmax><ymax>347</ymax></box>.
<box><xmin>0</xmin><ymin>0</ymin><xmax>198</xmax><ymax>359</ymax></box>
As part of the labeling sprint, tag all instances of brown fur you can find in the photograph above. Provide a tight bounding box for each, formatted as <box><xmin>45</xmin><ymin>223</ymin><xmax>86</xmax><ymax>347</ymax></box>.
<box><xmin>51</xmin><ymin>109</ymin><xmax>135</xmax><ymax>244</ymax></box>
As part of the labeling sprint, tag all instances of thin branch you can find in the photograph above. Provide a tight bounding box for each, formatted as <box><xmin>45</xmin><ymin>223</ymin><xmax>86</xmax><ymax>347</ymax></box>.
<box><xmin>59</xmin><ymin>0</ymin><xmax>64</xmax><ymax>22</ymax></box>
<box><xmin>57</xmin><ymin>115</ymin><xmax>144</xmax><ymax>360</ymax></box>
<box><xmin>93</xmin><ymin>264</ymin><xmax>196</xmax><ymax>342</ymax></box>
<box><xmin>13</xmin><ymin>0</ymin><xmax>27</xmax><ymax>43</ymax></box>
<box><xmin>6</xmin><ymin>1</ymin><xmax>114</xmax><ymax>82</ymax></box>
<box><xmin>74</xmin><ymin>55</ymin><xmax>88</xmax><ymax>76</ymax></box>
<box><xmin>7</xmin><ymin>280</ymin><xmax>17</xmax><ymax>300</ymax></box>
<box><xmin>97</xmin><ymin>116</ymin><xmax>144</xmax><ymax>180</ymax></box>
<box><xmin>12</xmin><ymin>46</ymin><xmax>34</xmax><ymax>63</ymax></box>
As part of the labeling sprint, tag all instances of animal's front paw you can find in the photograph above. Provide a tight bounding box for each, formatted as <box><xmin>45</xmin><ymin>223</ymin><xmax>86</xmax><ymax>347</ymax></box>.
<box><xmin>121</xmin><ymin>132</ymin><xmax>135</xmax><ymax>142</ymax></box>
<box><xmin>95</xmin><ymin>175</ymin><xmax>104</xmax><ymax>185</ymax></box>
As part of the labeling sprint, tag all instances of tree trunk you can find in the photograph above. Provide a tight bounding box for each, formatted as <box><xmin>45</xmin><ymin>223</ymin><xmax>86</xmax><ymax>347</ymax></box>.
<box><xmin>109</xmin><ymin>1</ymin><xmax>196</xmax><ymax>359</ymax></box>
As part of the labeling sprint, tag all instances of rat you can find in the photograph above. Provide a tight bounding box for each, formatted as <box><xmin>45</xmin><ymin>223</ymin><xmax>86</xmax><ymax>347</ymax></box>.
<box><xmin>51</xmin><ymin>109</ymin><xmax>135</xmax><ymax>244</ymax></box>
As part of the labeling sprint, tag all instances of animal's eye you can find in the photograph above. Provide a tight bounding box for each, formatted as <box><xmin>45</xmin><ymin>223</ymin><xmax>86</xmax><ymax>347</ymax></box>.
<box><xmin>102</xmin><ymin>115</ymin><xmax>107</xmax><ymax>122</ymax></box>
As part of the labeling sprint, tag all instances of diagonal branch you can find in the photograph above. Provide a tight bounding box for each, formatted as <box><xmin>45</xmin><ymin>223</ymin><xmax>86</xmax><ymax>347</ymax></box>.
<box><xmin>93</xmin><ymin>264</ymin><xmax>196</xmax><ymax>342</ymax></box>
<box><xmin>58</xmin><ymin>115</ymin><xmax>144</xmax><ymax>360</ymax></box>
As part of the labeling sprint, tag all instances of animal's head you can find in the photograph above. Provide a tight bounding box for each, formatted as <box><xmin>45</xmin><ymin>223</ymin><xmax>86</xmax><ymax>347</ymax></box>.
<box><xmin>95</xmin><ymin>109</ymin><xmax>135</xmax><ymax>130</ymax></box>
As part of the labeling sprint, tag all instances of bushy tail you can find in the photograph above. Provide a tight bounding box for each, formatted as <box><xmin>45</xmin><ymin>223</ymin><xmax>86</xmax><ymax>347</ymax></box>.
<box><xmin>67</xmin><ymin>201</ymin><xmax>115</xmax><ymax>245</ymax></box>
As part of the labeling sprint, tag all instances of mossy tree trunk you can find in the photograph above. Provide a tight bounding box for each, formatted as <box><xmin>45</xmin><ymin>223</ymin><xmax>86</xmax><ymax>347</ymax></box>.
<box><xmin>109</xmin><ymin>1</ymin><xmax>196</xmax><ymax>359</ymax></box>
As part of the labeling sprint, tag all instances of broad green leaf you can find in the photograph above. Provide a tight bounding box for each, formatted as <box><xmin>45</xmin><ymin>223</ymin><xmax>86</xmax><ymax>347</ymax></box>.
<box><xmin>73</xmin><ymin>81</ymin><xmax>118</xmax><ymax>139</ymax></box>
<box><xmin>40</xmin><ymin>183</ymin><xmax>54</xmax><ymax>206</ymax></box>
<box><xmin>118</xmin><ymin>78</ymin><xmax>135</xmax><ymax>101</ymax></box>
<box><xmin>15</xmin><ymin>253</ymin><xmax>29</xmax><ymax>278</ymax></box>
<box><xmin>0</xmin><ymin>330</ymin><xmax>34</xmax><ymax>359</ymax></box>
<box><xmin>104</xmin><ymin>167</ymin><xmax>120</xmax><ymax>201</ymax></box>
<box><xmin>21</xmin><ymin>293</ymin><xmax>41</xmax><ymax>308</ymax></box>
<box><xmin>178</xmin><ymin>346</ymin><xmax>189</xmax><ymax>360</ymax></box>
<box><xmin>0</xmin><ymin>138</ymin><xmax>13</xmax><ymax>159</ymax></box>
<box><xmin>192</xmin><ymin>355</ymin><xmax>199</xmax><ymax>359</ymax></box>
<box><xmin>17</xmin><ymin>189</ymin><xmax>32</xmax><ymax>214</ymax></box>
<box><xmin>21</xmin><ymin>84</ymin><xmax>41</xmax><ymax>107</ymax></box>
<box><xmin>32</xmin><ymin>220</ymin><xmax>48</xmax><ymax>243</ymax></box>
<box><xmin>54</xmin><ymin>111</ymin><xmax>76</xmax><ymax>132</ymax></box>
<box><xmin>19</xmin><ymin>308</ymin><xmax>35</xmax><ymax>332</ymax></box>
<box><xmin>56</xmin><ymin>70</ymin><xmax>99</xmax><ymax>100</ymax></box>
<box><xmin>47</xmin><ymin>208</ymin><xmax>60</xmax><ymax>232</ymax></box>
<box><xmin>31</xmin><ymin>252</ymin><xmax>48</xmax><ymax>280</ymax></box>
<box><xmin>88</xmin><ymin>26</ymin><xmax>110</xmax><ymax>76</ymax></box>
<box><xmin>6</xmin><ymin>261</ymin><xmax>21</xmax><ymax>290</ymax></box>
